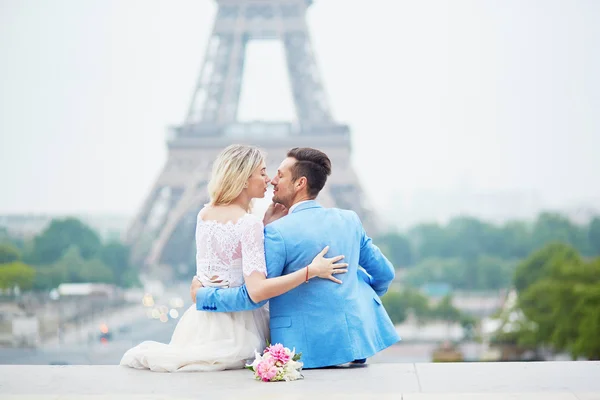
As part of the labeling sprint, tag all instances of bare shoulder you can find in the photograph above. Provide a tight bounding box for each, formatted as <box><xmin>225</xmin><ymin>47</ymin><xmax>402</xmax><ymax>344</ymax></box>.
<box><xmin>198</xmin><ymin>205</ymin><xmax>248</xmax><ymax>224</ymax></box>
<box><xmin>198</xmin><ymin>205</ymin><xmax>210</xmax><ymax>219</ymax></box>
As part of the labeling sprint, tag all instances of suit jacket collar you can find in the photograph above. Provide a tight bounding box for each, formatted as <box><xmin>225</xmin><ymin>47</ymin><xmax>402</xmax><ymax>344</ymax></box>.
<box><xmin>290</xmin><ymin>199</ymin><xmax>322</xmax><ymax>214</ymax></box>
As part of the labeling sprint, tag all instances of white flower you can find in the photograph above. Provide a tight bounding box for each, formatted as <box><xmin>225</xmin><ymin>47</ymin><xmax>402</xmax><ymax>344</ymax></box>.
<box><xmin>249</xmin><ymin>350</ymin><xmax>263</xmax><ymax>371</ymax></box>
<box><xmin>281</xmin><ymin>359</ymin><xmax>303</xmax><ymax>381</ymax></box>
<box><xmin>282</xmin><ymin>366</ymin><xmax>302</xmax><ymax>381</ymax></box>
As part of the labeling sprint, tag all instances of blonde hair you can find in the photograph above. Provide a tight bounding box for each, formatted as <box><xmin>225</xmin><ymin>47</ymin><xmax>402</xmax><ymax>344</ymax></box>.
<box><xmin>208</xmin><ymin>144</ymin><xmax>265</xmax><ymax>208</ymax></box>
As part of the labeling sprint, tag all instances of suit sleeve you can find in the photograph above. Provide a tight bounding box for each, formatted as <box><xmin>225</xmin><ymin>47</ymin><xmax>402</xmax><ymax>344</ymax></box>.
<box><xmin>355</xmin><ymin>213</ymin><xmax>396</xmax><ymax>296</ymax></box>
<box><xmin>195</xmin><ymin>223</ymin><xmax>287</xmax><ymax>312</ymax></box>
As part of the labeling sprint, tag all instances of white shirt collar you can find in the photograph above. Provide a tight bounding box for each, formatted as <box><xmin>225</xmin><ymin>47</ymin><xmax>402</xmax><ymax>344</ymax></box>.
<box><xmin>289</xmin><ymin>200</ymin><xmax>311</xmax><ymax>213</ymax></box>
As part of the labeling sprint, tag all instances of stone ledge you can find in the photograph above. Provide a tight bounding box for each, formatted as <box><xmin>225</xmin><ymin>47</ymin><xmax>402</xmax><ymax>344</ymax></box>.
<box><xmin>1</xmin><ymin>362</ymin><xmax>599</xmax><ymax>399</ymax></box>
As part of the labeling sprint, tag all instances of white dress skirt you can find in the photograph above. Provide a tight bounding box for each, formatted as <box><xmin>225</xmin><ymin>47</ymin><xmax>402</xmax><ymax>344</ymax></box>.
<box><xmin>119</xmin><ymin>303</ymin><xmax>269</xmax><ymax>372</ymax></box>
<box><xmin>120</xmin><ymin>213</ymin><xmax>271</xmax><ymax>372</ymax></box>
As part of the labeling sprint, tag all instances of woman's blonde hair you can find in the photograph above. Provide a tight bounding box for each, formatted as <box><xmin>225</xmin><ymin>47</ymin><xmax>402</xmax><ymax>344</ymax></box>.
<box><xmin>208</xmin><ymin>144</ymin><xmax>265</xmax><ymax>208</ymax></box>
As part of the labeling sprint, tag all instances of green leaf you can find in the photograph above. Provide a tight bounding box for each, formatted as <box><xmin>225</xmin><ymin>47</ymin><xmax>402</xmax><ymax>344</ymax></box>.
<box><xmin>245</xmin><ymin>365</ymin><xmax>254</xmax><ymax>372</ymax></box>
<box><xmin>292</xmin><ymin>352</ymin><xmax>302</xmax><ymax>361</ymax></box>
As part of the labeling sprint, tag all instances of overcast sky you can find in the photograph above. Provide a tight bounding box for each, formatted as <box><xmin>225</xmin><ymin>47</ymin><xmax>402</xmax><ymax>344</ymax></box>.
<box><xmin>1</xmin><ymin>0</ymin><xmax>599</xmax><ymax>219</ymax></box>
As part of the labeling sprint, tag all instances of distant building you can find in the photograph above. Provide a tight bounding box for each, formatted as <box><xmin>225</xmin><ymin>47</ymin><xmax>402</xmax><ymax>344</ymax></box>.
<box><xmin>56</xmin><ymin>283</ymin><xmax>116</xmax><ymax>298</ymax></box>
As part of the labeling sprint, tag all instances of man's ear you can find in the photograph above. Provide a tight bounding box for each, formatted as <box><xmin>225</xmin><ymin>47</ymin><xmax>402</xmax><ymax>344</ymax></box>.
<box><xmin>295</xmin><ymin>177</ymin><xmax>307</xmax><ymax>191</ymax></box>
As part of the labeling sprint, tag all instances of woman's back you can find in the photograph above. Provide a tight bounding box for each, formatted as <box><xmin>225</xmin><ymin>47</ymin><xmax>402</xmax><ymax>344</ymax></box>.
<box><xmin>195</xmin><ymin>205</ymin><xmax>266</xmax><ymax>288</ymax></box>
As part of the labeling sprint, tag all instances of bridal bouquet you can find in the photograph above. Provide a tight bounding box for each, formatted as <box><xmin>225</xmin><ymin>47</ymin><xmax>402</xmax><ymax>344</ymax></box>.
<box><xmin>246</xmin><ymin>343</ymin><xmax>303</xmax><ymax>382</ymax></box>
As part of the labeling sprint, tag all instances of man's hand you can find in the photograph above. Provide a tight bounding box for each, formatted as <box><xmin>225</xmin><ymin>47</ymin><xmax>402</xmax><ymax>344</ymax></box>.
<box><xmin>190</xmin><ymin>276</ymin><xmax>203</xmax><ymax>303</ymax></box>
<box><xmin>263</xmin><ymin>202</ymin><xmax>288</xmax><ymax>225</ymax></box>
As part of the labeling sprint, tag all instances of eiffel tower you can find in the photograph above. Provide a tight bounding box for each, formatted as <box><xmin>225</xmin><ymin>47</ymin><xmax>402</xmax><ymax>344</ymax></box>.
<box><xmin>125</xmin><ymin>0</ymin><xmax>378</xmax><ymax>276</ymax></box>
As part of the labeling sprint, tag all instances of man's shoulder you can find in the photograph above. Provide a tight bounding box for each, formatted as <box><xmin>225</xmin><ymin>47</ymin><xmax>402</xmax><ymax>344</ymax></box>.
<box><xmin>264</xmin><ymin>218</ymin><xmax>281</xmax><ymax>231</ymax></box>
<box><xmin>269</xmin><ymin>207</ymin><xmax>360</xmax><ymax>231</ymax></box>
<box><xmin>264</xmin><ymin>212</ymin><xmax>297</xmax><ymax>232</ymax></box>
<box><xmin>337</xmin><ymin>207</ymin><xmax>360</xmax><ymax>218</ymax></box>
<box><xmin>327</xmin><ymin>207</ymin><xmax>361</xmax><ymax>223</ymax></box>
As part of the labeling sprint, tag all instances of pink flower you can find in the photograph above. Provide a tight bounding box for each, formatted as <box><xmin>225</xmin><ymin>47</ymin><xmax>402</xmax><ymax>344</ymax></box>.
<box><xmin>256</xmin><ymin>358</ymin><xmax>278</xmax><ymax>382</ymax></box>
<box><xmin>266</xmin><ymin>343</ymin><xmax>291</xmax><ymax>364</ymax></box>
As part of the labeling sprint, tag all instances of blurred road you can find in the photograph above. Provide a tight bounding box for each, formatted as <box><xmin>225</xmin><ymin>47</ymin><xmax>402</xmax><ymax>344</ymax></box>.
<box><xmin>0</xmin><ymin>282</ymin><xmax>461</xmax><ymax>365</ymax></box>
<box><xmin>0</xmin><ymin>283</ymin><xmax>189</xmax><ymax>365</ymax></box>
<box><xmin>0</xmin><ymin>303</ymin><xmax>179</xmax><ymax>365</ymax></box>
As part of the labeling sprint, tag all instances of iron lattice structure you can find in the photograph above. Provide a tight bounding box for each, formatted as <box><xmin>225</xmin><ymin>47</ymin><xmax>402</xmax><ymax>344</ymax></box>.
<box><xmin>125</xmin><ymin>0</ymin><xmax>378</xmax><ymax>275</ymax></box>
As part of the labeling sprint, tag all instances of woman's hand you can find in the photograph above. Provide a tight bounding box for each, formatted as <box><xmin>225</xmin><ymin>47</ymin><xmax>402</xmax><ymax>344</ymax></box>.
<box><xmin>190</xmin><ymin>276</ymin><xmax>203</xmax><ymax>303</ymax></box>
<box><xmin>308</xmin><ymin>246</ymin><xmax>349</xmax><ymax>284</ymax></box>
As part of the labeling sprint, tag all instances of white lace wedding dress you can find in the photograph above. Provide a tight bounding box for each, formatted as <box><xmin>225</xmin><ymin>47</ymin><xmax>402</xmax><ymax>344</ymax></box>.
<box><xmin>120</xmin><ymin>212</ymin><xmax>270</xmax><ymax>372</ymax></box>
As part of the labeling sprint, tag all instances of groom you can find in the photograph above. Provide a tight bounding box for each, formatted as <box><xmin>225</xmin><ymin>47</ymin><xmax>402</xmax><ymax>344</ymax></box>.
<box><xmin>191</xmin><ymin>147</ymin><xmax>400</xmax><ymax>368</ymax></box>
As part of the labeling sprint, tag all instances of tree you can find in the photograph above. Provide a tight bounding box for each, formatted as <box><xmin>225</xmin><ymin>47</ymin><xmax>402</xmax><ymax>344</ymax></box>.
<box><xmin>0</xmin><ymin>262</ymin><xmax>36</xmax><ymax>290</ymax></box>
<box><xmin>445</xmin><ymin>217</ymin><xmax>499</xmax><ymax>261</ymax></box>
<box><xmin>0</xmin><ymin>227</ymin><xmax>25</xmax><ymax>250</ymax></box>
<box><xmin>406</xmin><ymin>212</ymin><xmax>595</xmax><ymax>265</ymax></box>
<box><xmin>402</xmin><ymin>256</ymin><xmax>515</xmax><ymax>291</ymax></box>
<box><xmin>409</xmin><ymin>223</ymin><xmax>450</xmax><ymax>260</ymax></box>
<box><xmin>100</xmin><ymin>242</ymin><xmax>133</xmax><ymax>285</ymax></box>
<box><xmin>381</xmin><ymin>291</ymin><xmax>408</xmax><ymax>324</ymax></box>
<box><xmin>430</xmin><ymin>295</ymin><xmax>462</xmax><ymax>322</ymax></box>
<box><xmin>382</xmin><ymin>288</ymin><xmax>432</xmax><ymax>324</ymax></box>
<box><xmin>52</xmin><ymin>246</ymin><xmax>117</xmax><ymax>284</ymax></box>
<box><xmin>513</xmin><ymin>242</ymin><xmax>581</xmax><ymax>293</ymax></box>
<box><xmin>498</xmin><ymin>221</ymin><xmax>533</xmax><ymax>259</ymax></box>
<box><xmin>572</xmin><ymin>279</ymin><xmax>600</xmax><ymax>360</ymax></box>
<box><xmin>27</xmin><ymin>218</ymin><xmax>102</xmax><ymax>265</ymax></box>
<box><xmin>411</xmin><ymin>217</ymin><xmax>505</xmax><ymax>262</ymax></box>
<box><xmin>513</xmin><ymin>245</ymin><xmax>600</xmax><ymax>360</ymax></box>
<box><xmin>470</xmin><ymin>256</ymin><xmax>515</xmax><ymax>290</ymax></box>
<box><xmin>53</xmin><ymin>246</ymin><xmax>87</xmax><ymax>283</ymax></box>
<box><xmin>119</xmin><ymin>268</ymin><xmax>141</xmax><ymax>288</ymax></box>
<box><xmin>402</xmin><ymin>258</ymin><xmax>464</xmax><ymax>289</ymax></box>
<box><xmin>431</xmin><ymin>296</ymin><xmax>476</xmax><ymax>341</ymax></box>
<box><xmin>531</xmin><ymin>212</ymin><xmax>589</xmax><ymax>255</ymax></box>
<box><xmin>588</xmin><ymin>217</ymin><xmax>600</xmax><ymax>256</ymax></box>
<box><xmin>28</xmin><ymin>239</ymin><xmax>138</xmax><ymax>289</ymax></box>
<box><xmin>78</xmin><ymin>258</ymin><xmax>114</xmax><ymax>283</ymax></box>
<box><xmin>376</xmin><ymin>232</ymin><xmax>413</xmax><ymax>267</ymax></box>
<box><xmin>0</xmin><ymin>243</ymin><xmax>21</xmax><ymax>264</ymax></box>
<box><xmin>402</xmin><ymin>287</ymin><xmax>431</xmax><ymax>321</ymax></box>
<box><xmin>32</xmin><ymin>264</ymin><xmax>67</xmax><ymax>291</ymax></box>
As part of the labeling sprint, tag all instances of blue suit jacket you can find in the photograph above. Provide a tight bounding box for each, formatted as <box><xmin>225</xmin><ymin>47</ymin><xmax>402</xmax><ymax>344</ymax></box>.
<box><xmin>195</xmin><ymin>200</ymin><xmax>400</xmax><ymax>368</ymax></box>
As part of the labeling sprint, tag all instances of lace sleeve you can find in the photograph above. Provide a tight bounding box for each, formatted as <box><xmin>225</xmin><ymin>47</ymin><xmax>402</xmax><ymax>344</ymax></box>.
<box><xmin>240</xmin><ymin>215</ymin><xmax>267</xmax><ymax>277</ymax></box>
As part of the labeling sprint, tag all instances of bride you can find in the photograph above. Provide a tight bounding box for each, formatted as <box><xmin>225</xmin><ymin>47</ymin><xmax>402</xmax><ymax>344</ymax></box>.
<box><xmin>120</xmin><ymin>144</ymin><xmax>348</xmax><ymax>372</ymax></box>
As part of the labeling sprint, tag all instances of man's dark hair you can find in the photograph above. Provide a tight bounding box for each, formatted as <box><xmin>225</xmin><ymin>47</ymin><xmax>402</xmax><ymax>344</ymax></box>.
<box><xmin>287</xmin><ymin>147</ymin><xmax>332</xmax><ymax>198</ymax></box>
